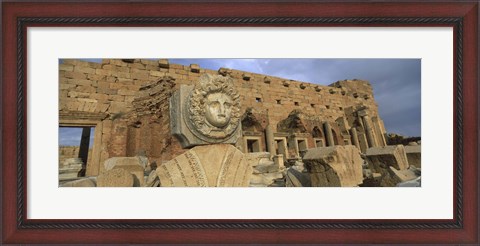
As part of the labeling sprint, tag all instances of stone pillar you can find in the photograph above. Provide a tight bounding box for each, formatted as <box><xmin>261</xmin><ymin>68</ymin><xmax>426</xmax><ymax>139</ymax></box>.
<box><xmin>323</xmin><ymin>122</ymin><xmax>335</xmax><ymax>146</ymax></box>
<box><xmin>350</xmin><ymin>127</ymin><xmax>360</xmax><ymax>149</ymax></box>
<box><xmin>362</xmin><ymin>116</ymin><xmax>377</xmax><ymax>148</ymax></box>
<box><xmin>87</xmin><ymin>122</ymin><xmax>103</xmax><ymax>177</ymax></box>
<box><xmin>265</xmin><ymin>124</ymin><xmax>276</xmax><ymax>156</ymax></box>
<box><xmin>292</xmin><ymin>137</ymin><xmax>300</xmax><ymax>157</ymax></box>
<box><xmin>78</xmin><ymin>127</ymin><xmax>91</xmax><ymax>176</ymax></box>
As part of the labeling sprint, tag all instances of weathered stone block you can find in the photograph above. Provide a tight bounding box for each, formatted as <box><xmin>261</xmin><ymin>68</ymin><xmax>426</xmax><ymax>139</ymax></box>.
<box><xmin>405</xmin><ymin>145</ymin><xmax>421</xmax><ymax>168</ymax></box>
<box><xmin>74</xmin><ymin>66</ymin><xmax>96</xmax><ymax>74</ymax></box>
<box><xmin>65</xmin><ymin>71</ymin><xmax>87</xmax><ymax>79</ymax></box>
<box><xmin>303</xmin><ymin>146</ymin><xmax>363</xmax><ymax>187</ymax></box>
<box><xmin>59</xmin><ymin>64</ymin><xmax>74</xmax><ymax>72</ymax></box>
<box><xmin>113</xmin><ymin>165</ymin><xmax>145</xmax><ymax>187</ymax></box>
<box><xmin>365</xmin><ymin>145</ymin><xmax>409</xmax><ymax>171</ymax></box>
<box><xmin>158</xmin><ymin>59</ymin><xmax>169</xmax><ymax>68</ymax></box>
<box><xmin>97</xmin><ymin>168</ymin><xmax>134</xmax><ymax>187</ymax></box>
<box><xmin>156</xmin><ymin>144</ymin><xmax>251</xmax><ymax>187</ymax></box>
<box><xmin>95</xmin><ymin>69</ymin><xmax>112</xmax><ymax>76</ymax></box>
<box><xmin>104</xmin><ymin>156</ymin><xmax>147</xmax><ymax>171</ymax></box>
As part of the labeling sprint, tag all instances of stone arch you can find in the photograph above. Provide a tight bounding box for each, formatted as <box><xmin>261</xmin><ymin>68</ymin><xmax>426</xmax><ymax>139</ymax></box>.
<box><xmin>241</xmin><ymin>108</ymin><xmax>264</xmax><ymax>132</ymax></box>
<box><xmin>312</xmin><ymin>126</ymin><xmax>326</xmax><ymax>147</ymax></box>
<box><xmin>312</xmin><ymin>126</ymin><xmax>324</xmax><ymax>138</ymax></box>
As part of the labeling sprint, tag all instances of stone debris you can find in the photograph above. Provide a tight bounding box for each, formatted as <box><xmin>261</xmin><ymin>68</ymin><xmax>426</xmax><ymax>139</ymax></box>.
<box><xmin>246</xmin><ymin>152</ymin><xmax>285</xmax><ymax>187</ymax></box>
<box><xmin>365</xmin><ymin>145</ymin><xmax>409</xmax><ymax>171</ymax></box>
<box><xmin>59</xmin><ymin>158</ymin><xmax>84</xmax><ymax>181</ymax></box>
<box><xmin>396</xmin><ymin>177</ymin><xmax>421</xmax><ymax>187</ymax></box>
<box><xmin>285</xmin><ymin>168</ymin><xmax>311</xmax><ymax>187</ymax></box>
<box><xmin>145</xmin><ymin>170</ymin><xmax>160</xmax><ymax>187</ymax></box>
<box><xmin>97</xmin><ymin>168</ymin><xmax>134</xmax><ymax>187</ymax></box>
<box><xmin>303</xmin><ymin>146</ymin><xmax>363</xmax><ymax>187</ymax></box>
<box><xmin>364</xmin><ymin>145</ymin><xmax>414</xmax><ymax>187</ymax></box>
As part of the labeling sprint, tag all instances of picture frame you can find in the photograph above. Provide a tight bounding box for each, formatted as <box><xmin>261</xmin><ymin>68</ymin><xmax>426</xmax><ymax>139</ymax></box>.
<box><xmin>2</xmin><ymin>1</ymin><xmax>478</xmax><ymax>244</ymax></box>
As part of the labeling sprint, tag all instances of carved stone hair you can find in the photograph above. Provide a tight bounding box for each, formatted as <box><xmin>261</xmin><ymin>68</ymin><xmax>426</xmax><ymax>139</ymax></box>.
<box><xmin>186</xmin><ymin>74</ymin><xmax>241</xmax><ymax>140</ymax></box>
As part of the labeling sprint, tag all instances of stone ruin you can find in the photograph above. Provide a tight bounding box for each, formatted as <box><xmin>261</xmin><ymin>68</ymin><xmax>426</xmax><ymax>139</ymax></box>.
<box><xmin>58</xmin><ymin>59</ymin><xmax>421</xmax><ymax>187</ymax></box>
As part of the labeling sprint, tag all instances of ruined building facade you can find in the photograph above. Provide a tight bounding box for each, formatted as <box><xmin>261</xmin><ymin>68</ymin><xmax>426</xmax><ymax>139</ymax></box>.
<box><xmin>59</xmin><ymin>59</ymin><xmax>387</xmax><ymax>176</ymax></box>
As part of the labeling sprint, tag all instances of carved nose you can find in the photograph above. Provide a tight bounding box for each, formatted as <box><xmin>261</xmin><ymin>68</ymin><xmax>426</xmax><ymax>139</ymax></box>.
<box><xmin>219</xmin><ymin>103</ymin><xmax>225</xmax><ymax>114</ymax></box>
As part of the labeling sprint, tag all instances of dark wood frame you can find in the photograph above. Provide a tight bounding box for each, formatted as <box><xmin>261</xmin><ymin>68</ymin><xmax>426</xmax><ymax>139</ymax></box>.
<box><xmin>2</xmin><ymin>1</ymin><xmax>478</xmax><ymax>244</ymax></box>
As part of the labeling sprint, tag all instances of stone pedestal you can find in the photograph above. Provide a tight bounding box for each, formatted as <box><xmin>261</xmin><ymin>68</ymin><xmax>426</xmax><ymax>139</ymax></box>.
<box><xmin>156</xmin><ymin>144</ymin><xmax>251</xmax><ymax>187</ymax></box>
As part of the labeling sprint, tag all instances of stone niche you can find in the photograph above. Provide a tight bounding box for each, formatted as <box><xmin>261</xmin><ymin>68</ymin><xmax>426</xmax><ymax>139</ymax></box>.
<box><xmin>303</xmin><ymin>146</ymin><xmax>364</xmax><ymax>187</ymax></box>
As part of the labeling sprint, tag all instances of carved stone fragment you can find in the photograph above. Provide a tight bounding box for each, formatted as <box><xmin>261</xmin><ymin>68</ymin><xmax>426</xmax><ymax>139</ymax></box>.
<box><xmin>156</xmin><ymin>144</ymin><xmax>251</xmax><ymax>187</ymax></box>
<box><xmin>170</xmin><ymin>74</ymin><xmax>242</xmax><ymax>148</ymax></box>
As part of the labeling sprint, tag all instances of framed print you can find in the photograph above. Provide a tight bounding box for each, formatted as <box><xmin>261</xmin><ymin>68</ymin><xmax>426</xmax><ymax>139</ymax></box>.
<box><xmin>2</xmin><ymin>1</ymin><xmax>478</xmax><ymax>244</ymax></box>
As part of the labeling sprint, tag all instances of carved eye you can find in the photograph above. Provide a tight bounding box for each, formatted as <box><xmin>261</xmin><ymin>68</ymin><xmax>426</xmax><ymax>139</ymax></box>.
<box><xmin>209</xmin><ymin>101</ymin><xmax>220</xmax><ymax>107</ymax></box>
<box><xmin>224</xmin><ymin>102</ymin><xmax>232</xmax><ymax>108</ymax></box>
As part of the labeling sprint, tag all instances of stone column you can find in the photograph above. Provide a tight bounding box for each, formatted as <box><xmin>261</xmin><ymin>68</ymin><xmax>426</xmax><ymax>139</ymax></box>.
<box><xmin>78</xmin><ymin>127</ymin><xmax>91</xmax><ymax>176</ymax></box>
<box><xmin>362</xmin><ymin>116</ymin><xmax>377</xmax><ymax>148</ymax></box>
<box><xmin>323</xmin><ymin>122</ymin><xmax>335</xmax><ymax>146</ymax></box>
<box><xmin>265</xmin><ymin>124</ymin><xmax>276</xmax><ymax>156</ymax></box>
<box><xmin>350</xmin><ymin>127</ymin><xmax>360</xmax><ymax>149</ymax></box>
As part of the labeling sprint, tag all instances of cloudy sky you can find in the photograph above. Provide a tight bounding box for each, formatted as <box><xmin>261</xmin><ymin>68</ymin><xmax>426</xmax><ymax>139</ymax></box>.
<box><xmin>59</xmin><ymin>59</ymin><xmax>420</xmax><ymax>146</ymax></box>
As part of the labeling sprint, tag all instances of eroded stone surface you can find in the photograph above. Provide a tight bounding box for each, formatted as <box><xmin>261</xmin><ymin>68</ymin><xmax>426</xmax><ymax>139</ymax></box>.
<box><xmin>104</xmin><ymin>156</ymin><xmax>147</xmax><ymax>171</ymax></box>
<box><xmin>365</xmin><ymin>145</ymin><xmax>409</xmax><ymax>171</ymax></box>
<box><xmin>113</xmin><ymin>165</ymin><xmax>145</xmax><ymax>187</ymax></box>
<box><xmin>156</xmin><ymin>144</ymin><xmax>251</xmax><ymax>187</ymax></box>
<box><xmin>303</xmin><ymin>146</ymin><xmax>363</xmax><ymax>187</ymax></box>
<box><xmin>97</xmin><ymin>168</ymin><xmax>134</xmax><ymax>187</ymax></box>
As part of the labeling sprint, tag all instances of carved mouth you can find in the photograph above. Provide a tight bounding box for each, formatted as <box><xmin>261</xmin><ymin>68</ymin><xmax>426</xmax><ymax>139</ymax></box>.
<box><xmin>218</xmin><ymin>114</ymin><xmax>226</xmax><ymax>118</ymax></box>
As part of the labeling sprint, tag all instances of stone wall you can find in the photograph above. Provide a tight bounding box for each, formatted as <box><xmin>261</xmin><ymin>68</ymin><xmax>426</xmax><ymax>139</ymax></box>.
<box><xmin>59</xmin><ymin>59</ymin><xmax>388</xmax><ymax>176</ymax></box>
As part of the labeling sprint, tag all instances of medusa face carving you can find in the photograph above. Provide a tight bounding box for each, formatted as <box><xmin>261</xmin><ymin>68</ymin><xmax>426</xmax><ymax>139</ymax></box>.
<box><xmin>205</xmin><ymin>92</ymin><xmax>233</xmax><ymax>128</ymax></box>
<box><xmin>185</xmin><ymin>74</ymin><xmax>241</xmax><ymax>141</ymax></box>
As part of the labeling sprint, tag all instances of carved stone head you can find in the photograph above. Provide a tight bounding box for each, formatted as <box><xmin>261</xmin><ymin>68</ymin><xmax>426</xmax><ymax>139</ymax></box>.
<box><xmin>185</xmin><ymin>74</ymin><xmax>241</xmax><ymax>141</ymax></box>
